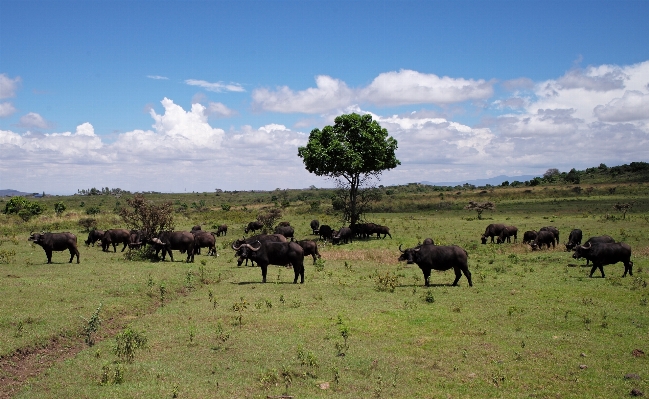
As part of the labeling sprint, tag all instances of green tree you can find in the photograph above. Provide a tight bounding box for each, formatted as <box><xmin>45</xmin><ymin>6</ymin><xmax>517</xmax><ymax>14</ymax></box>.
<box><xmin>119</xmin><ymin>194</ymin><xmax>174</xmax><ymax>242</ymax></box>
<box><xmin>54</xmin><ymin>201</ymin><xmax>66</xmax><ymax>216</ymax></box>
<box><xmin>297</xmin><ymin>113</ymin><xmax>400</xmax><ymax>226</ymax></box>
<box><xmin>3</xmin><ymin>196</ymin><xmax>45</xmax><ymax>221</ymax></box>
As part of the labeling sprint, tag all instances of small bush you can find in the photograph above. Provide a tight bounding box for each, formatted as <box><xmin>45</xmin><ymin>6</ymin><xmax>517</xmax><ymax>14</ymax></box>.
<box><xmin>375</xmin><ymin>270</ymin><xmax>399</xmax><ymax>292</ymax></box>
<box><xmin>114</xmin><ymin>327</ymin><xmax>148</xmax><ymax>363</ymax></box>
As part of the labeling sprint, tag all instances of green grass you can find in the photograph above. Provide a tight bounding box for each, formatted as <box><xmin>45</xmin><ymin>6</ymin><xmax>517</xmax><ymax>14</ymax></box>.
<box><xmin>1</xmin><ymin>184</ymin><xmax>648</xmax><ymax>398</ymax></box>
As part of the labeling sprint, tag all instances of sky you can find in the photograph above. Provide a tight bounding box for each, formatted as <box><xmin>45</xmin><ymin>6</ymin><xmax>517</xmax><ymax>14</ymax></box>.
<box><xmin>1</xmin><ymin>0</ymin><xmax>648</xmax><ymax>195</ymax></box>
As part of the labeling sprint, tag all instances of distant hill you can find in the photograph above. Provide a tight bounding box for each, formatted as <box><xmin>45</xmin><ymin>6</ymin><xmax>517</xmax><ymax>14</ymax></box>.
<box><xmin>0</xmin><ymin>189</ymin><xmax>32</xmax><ymax>197</ymax></box>
<box><xmin>421</xmin><ymin>175</ymin><xmax>538</xmax><ymax>187</ymax></box>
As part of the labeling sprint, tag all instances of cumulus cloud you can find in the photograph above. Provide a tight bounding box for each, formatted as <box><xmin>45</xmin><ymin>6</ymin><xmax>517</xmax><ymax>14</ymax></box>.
<box><xmin>502</xmin><ymin>77</ymin><xmax>534</xmax><ymax>91</ymax></box>
<box><xmin>557</xmin><ymin>67</ymin><xmax>626</xmax><ymax>91</ymax></box>
<box><xmin>0</xmin><ymin>102</ymin><xmax>17</xmax><ymax>118</ymax></box>
<box><xmin>185</xmin><ymin>79</ymin><xmax>245</xmax><ymax>93</ymax></box>
<box><xmin>252</xmin><ymin>70</ymin><xmax>495</xmax><ymax>114</ymax></box>
<box><xmin>492</xmin><ymin>97</ymin><xmax>528</xmax><ymax>110</ymax></box>
<box><xmin>18</xmin><ymin>113</ymin><xmax>52</xmax><ymax>129</ymax></box>
<box><xmin>0</xmin><ymin>74</ymin><xmax>21</xmax><ymax>99</ymax></box>
<box><xmin>594</xmin><ymin>90</ymin><xmax>649</xmax><ymax>122</ymax></box>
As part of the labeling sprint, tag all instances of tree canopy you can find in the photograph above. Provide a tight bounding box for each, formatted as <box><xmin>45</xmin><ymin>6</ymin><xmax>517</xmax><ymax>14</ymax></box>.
<box><xmin>298</xmin><ymin>113</ymin><xmax>400</xmax><ymax>225</ymax></box>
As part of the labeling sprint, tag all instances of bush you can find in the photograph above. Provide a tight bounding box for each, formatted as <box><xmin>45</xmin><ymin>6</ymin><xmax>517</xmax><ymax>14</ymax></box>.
<box><xmin>3</xmin><ymin>196</ymin><xmax>45</xmax><ymax>221</ymax></box>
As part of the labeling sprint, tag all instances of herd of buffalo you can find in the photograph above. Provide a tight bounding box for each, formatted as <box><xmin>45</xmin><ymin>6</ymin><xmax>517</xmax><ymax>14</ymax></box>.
<box><xmin>27</xmin><ymin>219</ymin><xmax>634</xmax><ymax>286</ymax></box>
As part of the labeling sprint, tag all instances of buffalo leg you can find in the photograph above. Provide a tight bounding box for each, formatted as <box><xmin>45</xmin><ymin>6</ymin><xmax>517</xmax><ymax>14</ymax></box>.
<box><xmin>261</xmin><ymin>264</ymin><xmax>268</xmax><ymax>283</ymax></box>
<box><xmin>121</xmin><ymin>242</ymin><xmax>127</xmax><ymax>252</ymax></box>
<box><xmin>623</xmin><ymin>261</ymin><xmax>633</xmax><ymax>277</ymax></box>
<box><xmin>293</xmin><ymin>263</ymin><xmax>305</xmax><ymax>284</ymax></box>
<box><xmin>46</xmin><ymin>249</ymin><xmax>52</xmax><ymax>264</ymax></box>
<box><xmin>463</xmin><ymin>268</ymin><xmax>473</xmax><ymax>287</ymax></box>
<box><xmin>422</xmin><ymin>268</ymin><xmax>431</xmax><ymax>287</ymax></box>
<box><xmin>168</xmin><ymin>249</ymin><xmax>174</xmax><ymax>262</ymax></box>
<box><xmin>452</xmin><ymin>269</ymin><xmax>462</xmax><ymax>286</ymax></box>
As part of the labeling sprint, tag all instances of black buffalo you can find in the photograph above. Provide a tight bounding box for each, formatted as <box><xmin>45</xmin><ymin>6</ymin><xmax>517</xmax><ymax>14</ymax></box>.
<box><xmin>151</xmin><ymin>231</ymin><xmax>195</xmax><ymax>262</ymax></box>
<box><xmin>216</xmin><ymin>224</ymin><xmax>228</xmax><ymax>237</ymax></box>
<box><xmin>194</xmin><ymin>231</ymin><xmax>217</xmax><ymax>256</ymax></box>
<box><xmin>296</xmin><ymin>239</ymin><xmax>321</xmax><ymax>264</ymax></box>
<box><xmin>497</xmin><ymin>226</ymin><xmax>518</xmax><ymax>244</ymax></box>
<box><xmin>245</xmin><ymin>221</ymin><xmax>263</xmax><ymax>234</ymax></box>
<box><xmin>398</xmin><ymin>244</ymin><xmax>472</xmax><ymax>287</ymax></box>
<box><xmin>522</xmin><ymin>230</ymin><xmax>537</xmax><ymax>244</ymax></box>
<box><xmin>565</xmin><ymin>229</ymin><xmax>583</xmax><ymax>251</ymax></box>
<box><xmin>102</xmin><ymin>229</ymin><xmax>131</xmax><ymax>252</ymax></box>
<box><xmin>233</xmin><ymin>234</ymin><xmax>287</xmax><ymax>266</ymax></box>
<box><xmin>232</xmin><ymin>240</ymin><xmax>305</xmax><ymax>283</ymax></box>
<box><xmin>481</xmin><ymin>224</ymin><xmax>507</xmax><ymax>244</ymax></box>
<box><xmin>573</xmin><ymin>242</ymin><xmax>633</xmax><ymax>278</ymax></box>
<box><xmin>319</xmin><ymin>225</ymin><xmax>333</xmax><ymax>241</ymax></box>
<box><xmin>421</xmin><ymin>238</ymin><xmax>435</xmax><ymax>245</ymax></box>
<box><xmin>540</xmin><ymin>226</ymin><xmax>560</xmax><ymax>246</ymax></box>
<box><xmin>310</xmin><ymin>219</ymin><xmax>320</xmax><ymax>234</ymax></box>
<box><xmin>530</xmin><ymin>230</ymin><xmax>555</xmax><ymax>250</ymax></box>
<box><xmin>332</xmin><ymin>227</ymin><xmax>353</xmax><ymax>244</ymax></box>
<box><xmin>274</xmin><ymin>225</ymin><xmax>295</xmax><ymax>239</ymax></box>
<box><xmin>572</xmin><ymin>235</ymin><xmax>616</xmax><ymax>265</ymax></box>
<box><xmin>128</xmin><ymin>230</ymin><xmax>144</xmax><ymax>249</ymax></box>
<box><xmin>374</xmin><ymin>225</ymin><xmax>392</xmax><ymax>239</ymax></box>
<box><xmin>84</xmin><ymin>229</ymin><xmax>104</xmax><ymax>247</ymax></box>
<box><xmin>190</xmin><ymin>225</ymin><xmax>202</xmax><ymax>233</ymax></box>
<box><xmin>29</xmin><ymin>232</ymin><xmax>80</xmax><ymax>264</ymax></box>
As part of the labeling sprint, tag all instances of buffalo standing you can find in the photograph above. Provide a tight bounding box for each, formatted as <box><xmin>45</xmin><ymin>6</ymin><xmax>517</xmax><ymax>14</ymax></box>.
<box><xmin>398</xmin><ymin>243</ymin><xmax>472</xmax><ymax>287</ymax></box>
<box><xmin>232</xmin><ymin>240</ymin><xmax>305</xmax><ymax>283</ymax></box>
<box><xmin>29</xmin><ymin>232</ymin><xmax>80</xmax><ymax>264</ymax></box>
<box><xmin>572</xmin><ymin>242</ymin><xmax>633</xmax><ymax>278</ymax></box>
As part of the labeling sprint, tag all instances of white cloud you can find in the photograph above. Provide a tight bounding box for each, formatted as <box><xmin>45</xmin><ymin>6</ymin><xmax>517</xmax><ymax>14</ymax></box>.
<box><xmin>185</xmin><ymin>79</ymin><xmax>245</xmax><ymax>93</ymax></box>
<box><xmin>0</xmin><ymin>102</ymin><xmax>17</xmax><ymax>118</ymax></box>
<box><xmin>147</xmin><ymin>75</ymin><xmax>169</xmax><ymax>80</ymax></box>
<box><xmin>252</xmin><ymin>75</ymin><xmax>354</xmax><ymax>113</ymax></box>
<box><xmin>359</xmin><ymin>70</ymin><xmax>494</xmax><ymax>106</ymax></box>
<box><xmin>0</xmin><ymin>74</ymin><xmax>21</xmax><ymax>99</ymax></box>
<box><xmin>594</xmin><ymin>90</ymin><xmax>649</xmax><ymax>122</ymax></box>
<box><xmin>252</xmin><ymin>71</ymin><xmax>495</xmax><ymax>113</ymax></box>
<box><xmin>205</xmin><ymin>102</ymin><xmax>237</xmax><ymax>118</ymax></box>
<box><xmin>18</xmin><ymin>112</ymin><xmax>52</xmax><ymax>129</ymax></box>
<box><xmin>502</xmin><ymin>77</ymin><xmax>534</xmax><ymax>91</ymax></box>
<box><xmin>557</xmin><ymin>67</ymin><xmax>626</xmax><ymax>92</ymax></box>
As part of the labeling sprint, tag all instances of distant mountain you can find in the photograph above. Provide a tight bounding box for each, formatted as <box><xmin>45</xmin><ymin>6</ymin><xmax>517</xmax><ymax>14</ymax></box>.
<box><xmin>420</xmin><ymin>175</ymin><xmax>538</xmax><ymax>187</ymax></box>
<box><xmin>0</xmin><ymin>189</ymin><xmax>33</xmax><ymax>197</ymax></box>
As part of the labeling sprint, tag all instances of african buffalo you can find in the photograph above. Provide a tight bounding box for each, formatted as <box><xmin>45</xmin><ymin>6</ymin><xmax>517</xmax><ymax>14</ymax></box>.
<box><xmin>530</xmin><ymin>230</ymin><xmax>555</xmax><ymax>250</ymax></box>
<box><xmin>29</xmin><ymin>232</ymin><xmax>80</xmax><ymax>264</ymax></box>
<box><xmin>232</xmin><ymin>234</ymin><xmax>288</xmax><ymax>266</ymax></box>
<box><xmin>245</xmin><ymin>221</ymin><xmax>263</xmax><ymax>234</ymax></box>
<box><xmin>128</xmin><ymin>229</ymin><xmax>144</xmax><ymax>249</ymax></box>
<box><xmin>522</xmin><ymin>230</ymin><xmax>537</xmax><ymax>244</ymax></box>
<box><xmin>151</xmin><ymin>231</ymin><xmax>195</xmax><ymax>262</ymax></box>
<box><xmin>398</xmin><ymin>244</ymin><xmax>472</xmax><ymax>287</ymax></box>
<box><xmin>296</xmin><ymin>239</ymin><xmax>321</xmax><ymax>264</ymax></box>
<box><xmin>422</xmin><ymin>238</ymin><xmax>435</xmax><ymax>245</ymax></box>
<box><xmin>481</xmin><ymin>224</ymin><xmax>507</xmax><ymax>244</ymax></box>
<box><xmin>216</xmin><ymin>224</ymin><xmax>228</xmax><ymax>237</ymax></box>
<box><xmin>497</xmin><ymin>226</ymin><xmax>518</xmax><ymax>244</ymax></box>
<box><xmin>374</xmin><ymin>225</ymin><xmax>392</xmax><ymax>239</ymax></box>
<box><xmin>102</xmin><ymin>229</ymin><xmax>131</xmax><ymax>252</ymax></box>
<box><xmin>540</xmin><ymin>226</ymin><xmax>560</xmax><ymax>246</ymax></box>
<box><xmin>310</xmin><ymin>219</ymin><xmax>320</xmax><ymax>234</ymax></box>
<box><xmin>233</xmin><ymin>240</ymin><xmax>305</xmax><ymax>283</ymax></box>
<box><xmin>274</xmin><ymin>225</ymin><xmax>295</xmax><ymax>239</ymax></box>
<box><xmin>193</xmin><ymin>231</ymin><xmax>217</xmax><ymax>256</ymax></box>
<box><xmin>565</xmin><ymin>229</ymin><xmax>583</xmax><ymax>251</ymax></box>
<box><xmin>572</xmin><ymin>235</ymin><xmax>616</xmax><ymax>265</ymax></box>
<box><xmin>84</xmin><ymin>229</ymin><xmax>104</xmax><ymax>247</ymax></box>
<box><xmin>332</xmin><ymin>227</ymin><xmax>353</xmax><ymax>244</ymax></box>
<box><xmin>573</xmin><ymin>242</ymin><xmax>633</xmax><ymax>278</ymax></box>
<box><xmin>190</xmin><ymin>225</ymin><xmax>202</xmax><ymax>233</ymax></box>
<box><xmin>319</xmin><ymin>225</ymin><xmax>333</xmax><ymax>241</ymax></box>
<box><xmin>278</xmin><ymin>221</ymin><xmax>291</xmax><ymax>227</ymax></box>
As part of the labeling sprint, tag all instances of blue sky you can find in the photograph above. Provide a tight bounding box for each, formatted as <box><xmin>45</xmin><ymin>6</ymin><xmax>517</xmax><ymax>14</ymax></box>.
<box><xmin>1</xmin><ymin>0</ymin><xmax>648</xmax><ymax>194</ymax></box>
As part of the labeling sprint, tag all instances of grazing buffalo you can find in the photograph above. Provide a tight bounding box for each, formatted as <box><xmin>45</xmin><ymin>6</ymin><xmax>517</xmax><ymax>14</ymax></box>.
<box><xmin>296</xmin><ymin>239</ymin><xmax>321</xmax><ymax>264</ymax></box>
<box><xmin>194</xmin><ymin>231</ymin><xmax>217</xmax><ymax>256</ymax></box>
<box><xmin>522</xmin><ymin>230</ymin><xmax>537</xmax><ymax>245</ymax></box>
<box><xmin>274</xmin><ymin>225</ymin><xmax>295</xmax><ymax>239</ymax></box>
<box><xmin>497</xmin><ymin>226</ymin><xmax>518</xmax><ymax>244</ymax></box>
<box><xmin>232</xmin><ymin>234</ymin><xmax>288</xmax><ymax>266</ymax></box>
<box><xmin>245</xmin><ymin>221</ymin><xmax>263</xmax><ymax>234</ymax></box>
<box><xmin>565</xmin><ymin>229</ymin><xmax>583</xmax><ymax>251</ymax></box>
<box><xmin>481</xmin><ymin>224</ymin><xmax>507</xmax><ymax>244</ymax></box>
<box><xmin>572</xmin><ymin>235</ymin><xmax>616</xmax><ymax>265</ymax></box>
<box><xmin>573</xmin><ymin>242</ymin><xmax>633</xmax><ymax>278</ymax></box>
<box><xmin>319</xmin><ymin>225</ymin><xmax>333</xmax><ymax>241</ymax></box>
<box><xmin>84</xmin><ymin>229</ymin><xmax>104</xmax><ymax>247</ymax></box>
<box><xmin>540</xmin><ymin>226</ymin><xmax>560</xmax><ymax>246</ymax></box>
<box><xmin>310</xmin><ymin>219</ymin><xmax>320</xmax><ymax>235</ymax></box>
<box><xmin>232</xmin><ymin>240</ymin><xmax>305</xmax><ymax>283</ymax></box>
<box><xmin>29</xmin><ymin>232</ymin><xmax>80</xmax><ymax>264</ymax></box>
<box><xmin>102</xmin><ymin>229</ymin><xmax>131</xmax><ymax>252</ymax></box>
<box><xmin>530</xmin><ymin>230</ymin><xmax>555</xmax><ymax>250</ymax></box>
<box><xmin>191</xmin><ymin>225</ymin><xmax>202</xmax><ymax>233</ymax></box>
<box><xmin>332</xmin><ymin>227</ymin><xmax>353</xmax><ymax>244</ymax></box>
<box><xmin>128</xmin><ymin>230</ymin><xmax>144</xmax><ymax>249</ymax></box>
<box><xmin>374</xmin><ymin>225</ymin><xmax>392</xmax><ymax>239</ymax></box>
<box><xmin>216</xmin><ymin>224</ymin><xmax>228</xmax><ymax>237</ymax></box>
<box><xmin>151</xmin><ymin>231</ymin><xmax>195</xmax><ymax>262</ymax></box>
<box><xmin>398</xmin><ymin>244</ymin><xmax>472</xmax><ymax>287</ymax></box>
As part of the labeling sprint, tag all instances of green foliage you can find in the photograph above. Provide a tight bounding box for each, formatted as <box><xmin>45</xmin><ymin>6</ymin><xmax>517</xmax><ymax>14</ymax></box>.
<box><xmin>220</xmin><ymin>204</ymin><xmax>231</xmax><ymax>211</ymax></box>
<box><xmin>100</xmin><ymin>363</ymin><xmax>125</xmax><ymax>385</ymax></box>
<box><xmin>77</xmin><ymin>217</ymin><xmax>97</xmax><ymax>231</ymax></box>
<box><xmin>85</xmin><ymin>206</ymin><xmax>101</xmax><ymax>215</ymax></box>
<box><xmin>114</xmin><ymin>327</ymin><xmax>148</xmax><ymax>363</ymax></box>
<box><xmin>53</xmin><ymin>201</ymin><xmax>66</xmax><ymax>216</ymax></box>
<box><xmin>119</xmin><ymin>193</ymin><xmax>174</xmax><ymax>241</ymax></box>
<box><xmin>298</xmin><ymin>113</ymin><xmax>400</xmax><ymax>225</ymax></box>
<box><xmin>0</xmin><ymin>248</ymin><xmax>16</xmax><ymax>264</ymax></box>
<box><xmin>374</xmin><ymin>270</ymin><xmax>399</xmax><ymax>292</ymax></box>
<box><xmin>3</xmin><ymin>196</ymin><xmax>45</xmax><ymax>221</ymax></box>
<box><xmin>81</xmin><ymin>303</ymin><xmax>102</xmax><ymax>346</ymax></box>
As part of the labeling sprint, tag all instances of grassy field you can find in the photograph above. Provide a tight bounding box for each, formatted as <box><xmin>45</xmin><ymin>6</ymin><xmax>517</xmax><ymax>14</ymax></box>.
<box><xmin>1</xmin><ymin>183</ymin><xmax>648</xmax><ymax>398</ymax></box>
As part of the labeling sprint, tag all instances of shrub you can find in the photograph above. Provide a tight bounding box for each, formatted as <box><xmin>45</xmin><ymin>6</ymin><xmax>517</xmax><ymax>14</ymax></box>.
<box><xmin>114</xmin><ymin>327</ymin><xmax>148</xmax><ymax>363</ymax></box>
